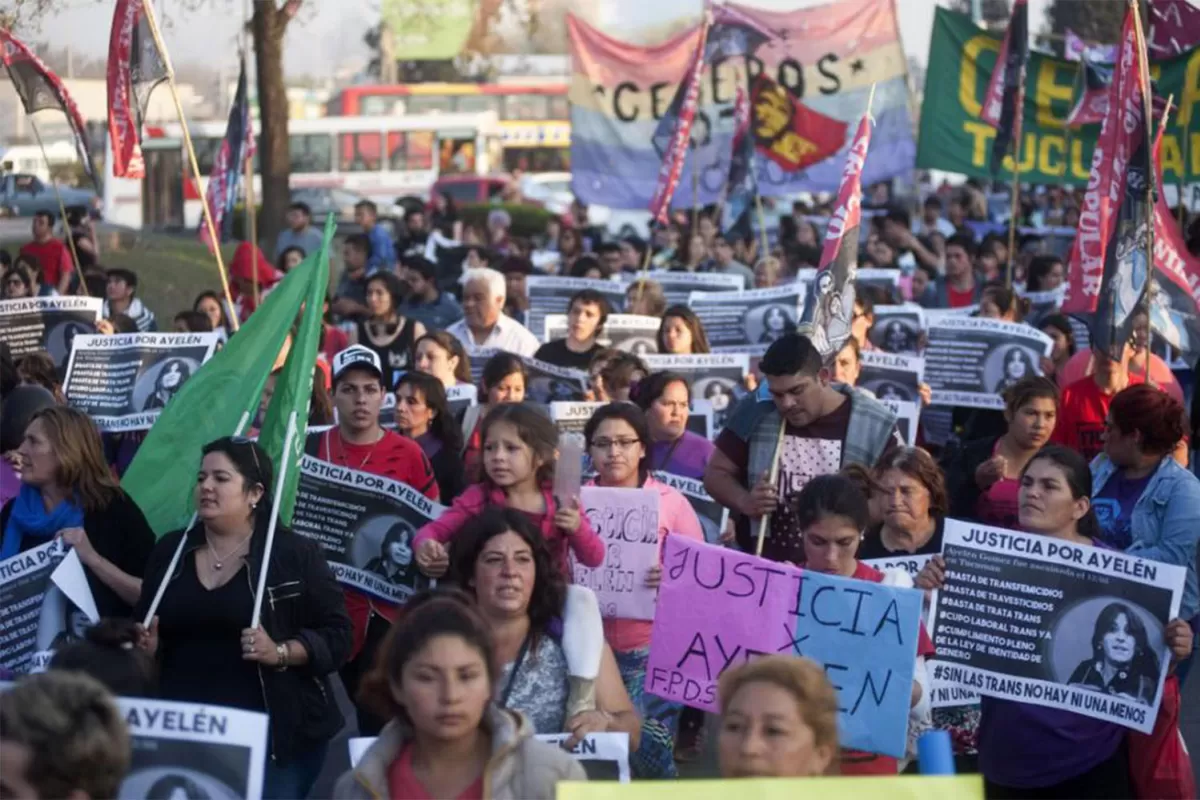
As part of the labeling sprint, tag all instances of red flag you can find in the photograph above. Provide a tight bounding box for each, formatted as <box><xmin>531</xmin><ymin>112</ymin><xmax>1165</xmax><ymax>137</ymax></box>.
<box><xmin>1063</xmin><ymin>10</ymin><xmax>1148</xmax><ymax>316</ymax></box>
<box><xmin>107</xmin><ymin>0</ymin><xmax>168</xmax><ymax>179</ymax></box>
<box><xmin>751</xmin><ymin>74</ymin><xmax>848</xmax><ymax>172</ymax></box>
<box><xmin>1151</xmin><ymin>124</ymin><xmax>1200</xmax><ymax>355</ymax></box>
<box><xmin>805</xmin><ymin>113</ymin><xmax>871</xmax><ymax>357</ymax></box>
<box><xmin>980</xmin><ymin>0</ymin><xmax>1029</xmax><ymax>172</ymax></box>
<box><xmin>648</xmin><ymin>14</ymin><xmax>711</xmax><ymax>225</ymax></box>
<box><xmin>0</xmin><ymin>29</ymin><xmax>99</xmax><ymax>189</ymax></box>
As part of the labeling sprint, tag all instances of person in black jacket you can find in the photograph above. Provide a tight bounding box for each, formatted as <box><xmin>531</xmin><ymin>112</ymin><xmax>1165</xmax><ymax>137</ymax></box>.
<box><xmin>0</xmin><ymin>406</ymin><xmax>154</xmax><ymax>618</ymax></box>
<box><xmin>942</xmin><ymin>376</ymin><xmax>1059</xmax><ymax>528</ymax></box>
<box><xmin>395</xmin><ymin>371</ymin><xmax>466</xmax><ymax>502</ymax></box>
<box><xmin>133</xmin><ymin>436</ymin><xmax>351</xmax><ymax>800</ymax></box>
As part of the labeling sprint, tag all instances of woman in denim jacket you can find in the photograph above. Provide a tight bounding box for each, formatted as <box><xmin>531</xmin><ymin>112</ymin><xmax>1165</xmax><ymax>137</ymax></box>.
<box><xmin>1091</xmin><ymin>386</ymin><xmax>1200</xmax><ymax>635</ymax></box>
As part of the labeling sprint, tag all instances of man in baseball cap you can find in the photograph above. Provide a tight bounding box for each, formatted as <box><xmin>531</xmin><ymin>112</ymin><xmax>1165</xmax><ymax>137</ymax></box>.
<box><xmin>305</xmin><ymin>344</ymin><xmax>439</xmax><ymax>737</ymax></box>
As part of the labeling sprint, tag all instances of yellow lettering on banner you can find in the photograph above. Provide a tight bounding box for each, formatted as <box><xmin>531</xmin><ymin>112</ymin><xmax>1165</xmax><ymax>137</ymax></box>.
<box><xmin>1071</xmin><ymin>140</ymin><xmax>1091</xmax><ymax>180</ymax></box>
<box><xmin>960</xmin><ymin>34</ymin><xmax>999</xmax><ymax>117</ymax></box>
<box><xmin>1018</xmin><ymin>133</ymin><xmax>1037</xmax><ymax>172</ymax></box>
<box><xmin>555</xmin><ymin>775</ymin><xmax>985</xmax><ymax>800</ymax></box>
<box><xmin>1192</xmin><ymin>133</ymin><xmax>1200</xmax><ymax>175</ymax></box>
<box><xmin>1179</xmin><ymin>49</ymin><xmax>1200</xmax><ymax>130</ymax></box>
<box><xmin>964</xmin><ymin>120</ymin><xmax>996</xmax><ymax>167</ymax></box>
<box><xmin>1039</xmin><ymin>135</ymin><xmax>1065</xmax><ymax>177</ymax></box>
<box><xmin>1034</xmin><ymin>60</ymin><xmax>1074</xmax><ymax>127</ymax></box>
<box><xmin>1163</xmin><ymin>134</ymin><xmax>1185</xmax><ymax>178</ymax></box>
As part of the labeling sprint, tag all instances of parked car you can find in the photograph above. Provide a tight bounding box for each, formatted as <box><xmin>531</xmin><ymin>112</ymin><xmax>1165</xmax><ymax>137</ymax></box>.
<box><xmin>0</xmin><ymin>172</ymin><xmax>100</xmax><ymax>219</ymax></box>
<box><xmin>431</xmin><ymin>175</ymin><xmax>514</xmax><ymax>205</ymax></box>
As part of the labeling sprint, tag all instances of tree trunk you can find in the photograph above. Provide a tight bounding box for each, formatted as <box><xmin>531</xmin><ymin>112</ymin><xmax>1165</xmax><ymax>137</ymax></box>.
<box><xmin>253</xmin><ymin>1</ymin><xmax>290</xmax><ymax>253</ymax></box>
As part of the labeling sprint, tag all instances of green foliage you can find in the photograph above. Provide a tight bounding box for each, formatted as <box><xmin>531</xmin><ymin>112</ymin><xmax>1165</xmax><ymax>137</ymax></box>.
<box><xmin>458</xmin><ymin>202</ymin><xmax>554</xmax><ymax>238</ymax></box>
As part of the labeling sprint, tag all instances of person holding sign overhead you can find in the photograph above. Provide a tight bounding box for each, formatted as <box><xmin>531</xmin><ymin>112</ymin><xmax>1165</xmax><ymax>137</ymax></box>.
<box><xmin>792</xmin><ymin>474</ymin><xmax>935</xmax><ymax>774</ymax></box>
<box><xmin>304</xmin><ymin>346</ymin><xmax>440</xmax><ymax>738</ymax></box>
<box><xmin>717</xmin><ymin>655</ymin><xmax>841</xmax><ymax>778</ymax></box>
<box><xmin>134</xmin><ymin>437</ymin><xmax>351</xmax><ymax>799</ymax></box>
<box><xmin>332</xmin><ymin>589</ymin><xmax>586</xmax><ymax>798</ymax></box>
<box><xmin>584</xmin><ymin>402</ymin><xmax>704</xmax><ymax>778</ymax></box>
<box><xmin>443</xmin><ymin>510</ymin><xmax>641</xmax><ymax>752</ymax></box>
<box><xmin>705</xmin><ymin>333</ymin><xmax>901</xmax><ymax>563</ymax></box>
<box><xmin>1</xmin><ymin>406</ymin><xmax>155</xmax><ymax>618</ymax></box>
<box><xmin>917</xmin><ymin>445</ymin><xmax>1195</xmax><ymax>797</ymax></box>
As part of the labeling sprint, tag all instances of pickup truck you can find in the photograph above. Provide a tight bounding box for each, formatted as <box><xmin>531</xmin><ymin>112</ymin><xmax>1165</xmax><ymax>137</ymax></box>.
<box><xmin>0</xmin><ymin>173</ymin><xmax>99</xmax><ymax>219</ymax></box>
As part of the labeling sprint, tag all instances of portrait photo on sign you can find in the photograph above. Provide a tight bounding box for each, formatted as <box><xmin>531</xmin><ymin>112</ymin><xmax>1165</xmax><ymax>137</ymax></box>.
<box><xmin>871</xmin><ymin>317</ymin><xmax>921</xmax><ymax>354</ymax></box>
<box><xmin>987</xmin><ymin>345</ymin><xmax>1039</xmax><ymax>394</ymax></box>
<box><xmin>134</xmin><ymin>357</ymin><xmax>200</xmax><ymax>412</ymax></box>
<box><xmin>618</xmin><ymin>337</ymin><xmax>657</xmax><ymax>355</ymax></box>
<box><xmin>349</xmin><ymin>516</ymin><xmax>424</xmax><ymax>588</ymax></box>
<box><xmin>862</xmin><ymin>379</ymin><xmax>918</xmax><ymax>404</ymax></box>
<box><xmin>35</xmin><ymin>585</ymin><xmax>91</xmax><ymax>651</ymax></box>
<box><xmin>1049</xmin><ymin>596</ymin><xmax>1168</xmax><ymax>706</ymax></box>
<box><xmin>528</xmin><ymin>376</ymin><xmax>585</xmax><ymax>404</ymax></box>
<box><xmin>746</xmin><ymin>303</ymin><xmax>797</xmax><ymax>344</ymax></box>
<box><xmin>46</xmin><ymin>319</ymin><xmax>93</xmax><ymax>370</ymax></box>
<box><xmin>120</xmin><ymin>739</ymin><xmax>249</xmax><ymax>800</ymax></box>
<box><xmin>694</xmin><ymin>377</ymin><xmax>737</xmax><ymax>414</ymax></box>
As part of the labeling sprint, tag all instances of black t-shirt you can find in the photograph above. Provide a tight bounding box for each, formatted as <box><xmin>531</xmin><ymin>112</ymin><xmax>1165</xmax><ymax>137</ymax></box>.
<box><xmin>534</xmin><ymin>338</ymin><xmax>604</xmax><ymax>371</ymax></box>
<box><xmin>856</xmin><ymin>517</ymin><xmax>946</xmax><ymax>560</ymax></box>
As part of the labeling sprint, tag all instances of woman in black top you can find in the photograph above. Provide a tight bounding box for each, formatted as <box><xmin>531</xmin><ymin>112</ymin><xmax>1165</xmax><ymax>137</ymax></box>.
<box><xmin>348</xmin><ymin>271</ymin><xmax>425</xmax><ymax>390</ymax></box>
<box><xmin>395</xmin><ymin>371</ymin><xmax>466</xmax><ymax>502</ymax></box>
<box><xmin>534</xmin><ymin>288</ymin><xmax>610</xmax><ymax>370</ymax></box>
<box><xmin>134</xmin><ymin>437</ymin><xmax>351</xmax><ymax>800</ymax></box>
<box><xmin>856</xmin><ymin>446</ymin><xmax>948</xmax><ymax>560</ymax></box>
<box><xmin>0</xmin><ymin>406</ymin><xmax>154</xmax><ymax>618</ymax></box>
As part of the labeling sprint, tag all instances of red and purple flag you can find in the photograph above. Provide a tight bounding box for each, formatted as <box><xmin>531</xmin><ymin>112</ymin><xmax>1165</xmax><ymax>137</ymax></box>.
<box><xmin>1150</xmin><ymin>125</ymin><xmax>1200</xmax><ymax>357</ymax></box>
<box><xmin>981</xmin><ymin>0</ymin><xmax>1029</xmax><ymax>173</ymax></box>
<box><xmin>0</xmin><ymin>29</ymin><xmax>98</xmax><ymax>189</ymax></box>
<box><xmin>107</xmin><ymin>0</ymin><xmax>168</xmax><ymax>179</ymax></box>
<box><xmin>1064</xmin><ymin>9</ymin><xmax>1148</xmax><ymax>318</ymax></box>
<box><xmin>200</xmin><ymin>56</ymin><xmax>256</xmax><ymax>251</ymax></box>
<box><xmin>803</xmin><ymin>112</ymin><xmax>871</xmax><ymax>358</ymax></box>
<box><xmin>1149</xmin><ymin>0</ymin><xmax>1200</xmax><ymax>58</ymax></box>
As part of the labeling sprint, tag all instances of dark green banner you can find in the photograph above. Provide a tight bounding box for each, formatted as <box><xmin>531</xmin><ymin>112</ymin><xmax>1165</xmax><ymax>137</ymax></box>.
<box><xmin>918</xmin><ymin>8</ymin><xmax>1200</xmax><ymax>186</ymax></box>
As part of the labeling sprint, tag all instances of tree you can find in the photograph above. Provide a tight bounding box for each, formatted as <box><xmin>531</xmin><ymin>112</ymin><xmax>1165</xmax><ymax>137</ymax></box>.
<box><xmin>5</xmin><ymin>0</ymin><xmax>299</xmax><ymax>249</ymax></box>
<box><xmin>1041</xmin><ymin>0</ymin><xmax>1125</xmax><ymax>55</ymax></box>
<box><xmin>948</xmin><ymin>0</ymin><xmax>1012</xmax><ymax>29</ymax></box>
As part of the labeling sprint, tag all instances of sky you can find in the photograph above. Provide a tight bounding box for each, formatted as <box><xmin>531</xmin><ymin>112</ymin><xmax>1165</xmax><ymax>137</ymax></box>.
<box><xmin>24</xmin><ymin>0</ymin><xmax>1055</xmax><ymax>79</ymax></box>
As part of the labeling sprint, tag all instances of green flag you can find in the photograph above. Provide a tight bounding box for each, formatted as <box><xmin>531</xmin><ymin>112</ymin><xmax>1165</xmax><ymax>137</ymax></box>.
<box><xmin>121</xmin><ymin>242</ymin><xmax>326</xmax><ymax>537</ymax></box>
<box><xmin>257</xmin><ymin>215</ymin><xmax>334</xmax><ymax>526</ymax></box>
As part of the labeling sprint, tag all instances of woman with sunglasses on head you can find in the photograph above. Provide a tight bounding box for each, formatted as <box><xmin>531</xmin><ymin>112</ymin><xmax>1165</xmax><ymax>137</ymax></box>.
<box><xmin>134</xmin><ymin>437</ymin><xmax>352</xmax><ymax>799</ymax></box>
<box><xmin>918</xmin><ymin>445</ymin><xmax>1194</xmax><ymax>797</ymax></box>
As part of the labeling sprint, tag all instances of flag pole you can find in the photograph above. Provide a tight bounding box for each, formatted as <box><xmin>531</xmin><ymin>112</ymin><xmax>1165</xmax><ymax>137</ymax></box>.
<box><xmin>1132</xmin><ymin>0</ymin><xmax>1156</xmax><ymax>384</ymax></box>
<box><xmin>754</xmin><ymin>419</ymin><xmax>787</xmax><ymax>558</ymax></box>
<box><xmin>26</xmin><ymin>117</ymin><xmax>87</xmax><ymax>296</ymax></box>
<box><xmin>240</xmin><ymin>1</ymin><xmax>259</xmax><ymax>308</ymax></box>
<box><xmin>1180</xmin><ymin>117</ymin><xmax>1189</xmax><ymax>229</ymax></box>
<box><xmin>251</xmin><ymin>410</ymin><xmax>299</xmax><ymax>628</ymax></box>
<box><xmin>1005</xmin><ymin>128</ymin><xmax>1023</xmax><ymax>290</ymax></box>
<box><xmin>140</xmin><ymin>0</ymin><xmax>240</xmax><ymax>331</ymax></box>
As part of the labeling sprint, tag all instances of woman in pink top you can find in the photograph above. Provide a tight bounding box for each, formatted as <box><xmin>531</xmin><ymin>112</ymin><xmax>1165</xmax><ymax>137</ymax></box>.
<box><xmin>584</xmin><ymin>402</ymin><xmax>703</xmax><ymax>779</ymax></box>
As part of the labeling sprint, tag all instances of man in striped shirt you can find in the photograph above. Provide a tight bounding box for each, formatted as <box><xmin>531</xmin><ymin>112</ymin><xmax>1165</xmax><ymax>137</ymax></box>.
<box><xmin>101</xmin><ymin>268</ymin><xmax>157</xmax><ymax>332</ymax></box>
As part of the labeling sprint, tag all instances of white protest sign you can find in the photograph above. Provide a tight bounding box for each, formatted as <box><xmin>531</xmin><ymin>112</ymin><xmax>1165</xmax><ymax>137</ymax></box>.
<box><xmin>117</xmin><ymin>698</ymin><xmax>268</xmax><ymax>800</ymax></box>
<box><xmin>51</xmin><ymin>549</ymin><xmax>99</xmax><ymax>624</ymax></box>
<box><xmin>928</xmin><ymin>520</ymin><xmax>1185</xmax><ymax>732</ymax></box>
<box><xmin>576</xmin><ymin>487</ymin><xmax>660</xmax><ymax>621</ymax></box>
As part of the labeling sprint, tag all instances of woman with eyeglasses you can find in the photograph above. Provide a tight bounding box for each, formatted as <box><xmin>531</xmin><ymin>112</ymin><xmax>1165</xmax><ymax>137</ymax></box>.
<box><xmin>134</xmin><ymin>437</ymin><xmax>352</xmax><ymax>799</ymax></box>
<box><xmin>584</xmin><ymin>403</ymin><xmax>704</xmax><ymax>778</ymax></box>
<box><xmin>2</xmin><ymin>263</ymin><xmax>34</xmax><ymax>299</ymax></box>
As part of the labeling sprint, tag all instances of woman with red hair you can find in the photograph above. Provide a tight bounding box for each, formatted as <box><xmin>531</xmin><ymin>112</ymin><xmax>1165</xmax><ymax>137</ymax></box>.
<box><xmin>1093</xmin><ymin>385</ymin><xmax>1200</xmax><ymax>628</ymax></box>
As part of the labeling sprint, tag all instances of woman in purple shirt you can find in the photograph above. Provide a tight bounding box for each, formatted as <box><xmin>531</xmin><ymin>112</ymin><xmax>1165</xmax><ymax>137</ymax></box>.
<box><xmin>633</xmin><ymin>371</ymin><xmax>713</xmax><ymax>480</ymax></box>
<box><xmin>919</xmin><ymin>445</ymin><xmax>1194</xmax><ymax>797</ymax></box>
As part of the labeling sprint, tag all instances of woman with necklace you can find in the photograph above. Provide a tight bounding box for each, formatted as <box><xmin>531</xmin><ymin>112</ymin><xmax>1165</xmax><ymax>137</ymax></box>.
<box><xmin>347</xmin><ymin>272</ymin><xmax>425</xmax><ymax>391</ymax></box>
<box><xmin>632</xmin><ymin>371</ymin><xmax>713</xmax><ymax>480</ymax></box>
<box><xmin>134</xmin><ymin>437</ymin><xmax>351</xmax><ymax>799</ymax></box>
